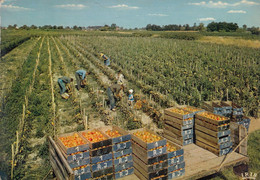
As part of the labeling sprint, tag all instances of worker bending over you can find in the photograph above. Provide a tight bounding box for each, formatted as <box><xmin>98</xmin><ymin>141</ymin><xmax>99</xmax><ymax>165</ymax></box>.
<box><xmin>107</xmin><ymin>83</ymin><xmax>124</xmax><ymax>111</ymax></box>
<box><xmin>58</xmin><ymin>76</ymin><xmax>73</xmax><ymax>99</ymax></box>
<box><xmin>100</xmin><ymin>53</ymin><xmax>110</xmax><ymax>66</ymax></box>
<box><xmin>75</xmin><ymin>69</ymin><xmax>87</xmax><ymax>91</ymax></box>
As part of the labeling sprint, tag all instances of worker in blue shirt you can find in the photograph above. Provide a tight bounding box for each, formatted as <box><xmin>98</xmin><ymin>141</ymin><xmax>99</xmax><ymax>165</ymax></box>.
<box><xmin>100</xmin><ymin>53</ymin><xmax>110</xmax><ymax>66</ymax></box>
<box><xmin>75</xmin><ymin>70</ymin><xmax>87</xmax><ymax>90</ymax></box>
<box><xmin>58</xmin><ymin>76</ymin><xmax>73</xmax><ymax>98</ymax></box>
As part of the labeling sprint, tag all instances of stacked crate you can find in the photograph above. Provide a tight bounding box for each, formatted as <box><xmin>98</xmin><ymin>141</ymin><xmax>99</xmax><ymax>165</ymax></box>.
<box><xmin>231</xmin><ymin>103</ymin><xmax>250</xmax><ymax>132</ymax></box>
<box><xmin>195</xmin><ymin>111</ymin><xmax>232</xmax><ymax>156</ymax></box>
<box><xmin>56</xmin><ymin>132</ymin><xmax>91</xmax><ymax>180</ymax></box>
<box><xmin>131</xmin><ymin>128</ymin><xmax>168</xmax><ymax>180</ymax></box>
<box><xmin>101</xmin><ymin>126</ymin><xmax>134</xmax><ymax>179</ymax></box>
<box><xmin>202</xmin><ymin>101</ymin><xmax>232</xmax><ymax>117</ymax></box>
<box><xmin>166</xmin><ymin>141</ymin><xmax>185</xmax><ymax>179</ymax></box>
<box><xmin>164</xmin><ymin>107</ymin><xmax>194</xmax><ymax>146</ymax></box>
<box><xmin>79</xmin><ymin>129</ymin><xmax>113</xmax><ymax>180</ymax></box>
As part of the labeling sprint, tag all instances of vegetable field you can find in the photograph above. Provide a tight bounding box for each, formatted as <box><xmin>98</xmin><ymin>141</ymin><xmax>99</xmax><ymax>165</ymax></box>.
<box><xmin>0</xmin><ymin>30</ymin><xmax>260</xmax><ymax>179</ymax></box>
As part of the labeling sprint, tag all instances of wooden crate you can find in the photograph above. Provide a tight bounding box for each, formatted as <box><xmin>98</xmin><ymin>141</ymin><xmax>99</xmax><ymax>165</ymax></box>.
<box><xmin>131</xmin><ymin>128</ymin><xmax>166</xmax><ymax>150</ymax></box>
<box><xmin>79</xmin><ymin>129</ymin><xmax>112</xmax><ymax>149</ymax></box>
<box><xmin>56</xmin><ymin>132</ymin><xmax>89</xmax><ymax>155</ymax></box>
<box><xmin>164</xmin><ymin>123</ymin><xmax>193</xmax><ymax>137</ymax></box>
<box><xmin>92</xmin><ymin>173</ymin><xmax>113</xmax><ymax>180</ymax></box>
<box><xmin>112</xmin><ymin>140</ymin><xmax>132</xmax><ymax>152</ymax></box>
<box><xmin>113</xmin><ymin>148</ymin><xmax>132</xmax><ymax>159</ymax></box>
<box><xmin>91</xmin><ymin>167</ymin><xmax>113</xmax><ymax>179</ymax></box>
<box><xmin>73</xmin><ymin>165</ymin><xmax>91</xmax><ymax>180</ymax></box>
<box><xmin>164</xmin><ymin>120</ymin><xmax>193</xmax><ymax>131</ymax></box>
<box><xmin>163</xmin><ymin>129</ymin><xmax>193</xmax><ymax>146</ymax></box>
<box><xmin>195</xmin><ymin>118</ymin><xmax>230</xmax><ymax>132</ymax></box>
<box><xmin>168</xmin><ymin>168</ymin><xmax>185</xmax><ymax>179</ymax></box>
<box><xmin>89</xmin><ymin>146</ymin><xmax>113</xmax><ymax>157</ymax></box>
<box><xmin>195</xmin><ymin>124</ymin><xmax>231</xmax><ymax>138</ymax></box>
<box><xmin>113</xmin><ymin>154</ymin><xmax>133</xmax><ymax>166</ymax></box>
<box><xmin>178</xmin><ymin>105</ymin><xmax>205</xmax><ymax>115</ymax></box>
<box><xmin>133</xmin><ymin>154</ymin><xmax>168</xmax><ymax>173</ymax></box>
<box><xmin>91</xmin><ymin>152</ymin><xmax>113</xmax><ymax>164</ymax></box>
<box><xmin>164</xmin><ymin>107</ymin><xmax>194</xmax><ymax>120</ymax></box>
<box><xmin>114</xmin><ymin>167</ymin><xmax>134</xmax><ymax>179</ymax></box>
<box><xmin>195</xmin><ymin>130</ymin><xmax>231</xmax><ymax>144</ymax></box>
<box><xmin>166</xmin><ymin>141</ymin><xmax>184</xmax><ymax>159</ymax></box>
<box><xmin>195</xmin><ymin>140</ymin><xmax>232</xmax><ymax>156</ymax></box>
<box><xmin>195</xmin><ymin>111</ymin><xmax>230</xmax><ymax>126</ymax></box>
<box><xmin>164</xmin><ymin>115</ymin><xmax>194</xmax><ymax>126</ymax></box>
<box><xmin>168</xmin><ymin>162</ymin><xmax>185</xmax><ymax>174</ymax></box>
<box><xmin>91</xmin><ymin>159</ymin><xmax>113</xmax><ymax>172</ymax></box>
<box><xmin>134</xmin><ymin>165</ymin><xmax>168</xmax><ymax>180</ymax></box>
<box><xmin>195</xmin><ymin>135</ymin><xmax>233</xmax><ymax>150</ymax></box>
<box><xmin>100</xmin><ymin>126</ymin><xmax>131</xmax><ymax>145</ymax></box>
<box><xmin>132</xmin><ymin>141</ymin><xmax>167</xmax><ymax>160</ymax></box>
<box><xmin>114</xmin><ymin>161</ymin><xmax>134</xmax><ymax>173</ymax></box>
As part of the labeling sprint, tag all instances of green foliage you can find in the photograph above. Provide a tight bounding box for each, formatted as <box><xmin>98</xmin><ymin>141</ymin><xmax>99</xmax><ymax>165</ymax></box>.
<box><xmin>248</xmin><ymin>130</ymin><xmax>260</xmax><ymax>172</ymax></box>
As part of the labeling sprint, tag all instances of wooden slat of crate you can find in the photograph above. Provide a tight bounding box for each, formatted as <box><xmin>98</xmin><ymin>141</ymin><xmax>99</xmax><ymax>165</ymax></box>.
<box><xmin>168</xmin><ymin>155</ymin><xmax>184</xmax><ymax>166</ymax></box>
<box><xmin>133</xmin><ymin>154</ymin><xmax>168</xmax><ymax>173</ymax></box>
<box><xmin>195</xmin><ymin>130</ymin><xmax>230</xmax><ymax>144</ymax></box>
<box><xmin>56</xmin><ymin>132</ymin><xmax>89</xmax><ymax>155</ymax></box>
<box><xmin>114</xmin><ymin>154</ymin><xmax>133</xmax><ymax>166</ymax></box>
<box><xmin>89</xmin><ymin>145</ymin><xmax>112</xmax><ymax>157</ymax></box>
<box><xmin>113</xmin><ymin>148</ymin><xmax>132</xmax><ymax>159</ymax></box>
<box><xmin>114</xmin><ymin>161</ymin><xmax>134</xmax><ymax>173</ymax></box>
<box><xmin>164</xmin><ymin>120</ymin><xmax>193</xmax><ymax>131</ymax></box>
<box><xmin>163</xmin><ymin>130</ymin><xmax>193</xmax><ymax>146</ymax></box>
<box><xmin>132</xmin><ymin>141</ymin><xmax>166</xmax><ymax>160</ymax></box>
<box><xmin>79</xmin><ymin>129</ymin><xmax>112</xmax><ymax>149</ymax></box>
<box><xmin>92</xmin><ymin>167</ymin><xmax>113</xmax><ymax>179</ymax></box>
<box><xmin>195</xmin><ymin>118</ymin><xmax>230</xmax><ymax>132</ymax></box>
<box><xmin>195</xmin><ymin>112</ymin><xmax>230</xmax><ymax>126</ymax></box>
<box><xmin>131</xmin><ymin>128</ymin><xmax>166</xmax><ymax>150</ymax></box>
<box><xmin>195</xmin><ymin>124</ymin><xmax>230</xmax><ymax>138</ymax></box>
<box><xmin>114</xmin><ymin>167</ymin><xmax>134</xmax><ymax>179</ymax></box>
<box><xmin>112</xmin><ymin>140</ymin><xmax>131</xmax><ymax>152</ymax></box>
<box><xmin>164</xmin><ymin>115</ymin><xmax>194</xmax><ymax>126</ymax></box>
<box><xmin>100</xmin><ymin>126</ymin><xmax>131</xmax><ymax>144</ymax></box>
<box><xmin>93</xmin><ymin>173</ymin><xmax>113</xmax><ymax>180</ymax></box>
<box><xmin>164</xmin><ymin>123</ymin><xmax>193</xmax><ymax>136</ymax></box>
<box><xmin>168</xmin><ymin>168</ymin><xmax>185</xmax><ymax>179</ymax></box>
<box><xmin>195</xmin><ymin>136</ymin><xmax>232</xmax><ymax>150</ymax></box>
<box><xmin>73</xmin><ymin>165</ymin><xmax>90</xmax><ymax>176</ymax></box>
<box><xmin>134</xmin><ymin>167</ymin><xmax>168</xmax><ymax>180</ymax></box>
<box><xmin>91</xmin><ymin>159</ymin><xmax>113</xmax><ymax>172</ymax></box>
<box><xmin>48</xmin><ymin>136</ymin><xmax>74</xmax><ymax>180</ymax></box>
<box><xmin>91</xmin><ymin>152</ymin><xmax>113</xmax><ymax>164</ymax></box>
<box><xmin>164</xmin><ymin>129</ymin><xmax>193</xmax><ymax>142</ymax></box>
<box><xmin>74</xmin><ymin>172</ymin><xmax>91</xmax><ymax>180</ymax></box>
<box><xmin>195</xmin><ymin>140</ymin><xmax>232</xmax><ymax>156</ymax></box>
<box><xmin>133</xmin><ymin>160</ymin><xmax>168</xmax><ymax>180</ymax></box>
<box><xmin>165</xmin><ymin>107</ymin><xmax>193</xmax><ymax>119</ymax></box>
<box><xmin>168</xmin><ymin>161</ymin><xmax>185</xmax><ymax>173</ymax></box>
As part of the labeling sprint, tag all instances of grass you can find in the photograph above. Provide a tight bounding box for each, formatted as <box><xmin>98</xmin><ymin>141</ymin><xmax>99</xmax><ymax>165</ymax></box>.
<box><xmin>198</xmin><ymin>36</ymin><xmax>260</xmax><ymax>49</ymax></box>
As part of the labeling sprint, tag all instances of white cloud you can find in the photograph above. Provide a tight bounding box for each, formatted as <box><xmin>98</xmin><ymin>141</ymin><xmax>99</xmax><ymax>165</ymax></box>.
<box><xmin>228</xmin><ymin>10</ymin><xmax>246</xmax><ymax>13</ymax></box>
<box><xmin>0</xmin><ymin>4</ymin><xmax>31</xmax><ymax>10</ymax></box>
<box><xmin>189</xmin><ymin>0</ymin><xmax>259</xmax><ymax>8</ymax></box>
<box><xmin>108</xmin><ymin>4</ymin><xmax>139</xmax><ymax>9</ymax></box>
<box><xmin>199</xmin><ymin>17</ymin><xmax>216</xmax><ymax>21</ymax></box>
<box><xmin>148</xmin><ymin>13</ymin><xmax>168</xmax><ymax>17</ymax></box>
<box><xmin>241</xmin><ymin>0</ymin><xmax>260</xmax><ymax>5</ymax></box>
<box><xmin>55</xmin><ymin>4</ymin><xmax>87</xmax><ymax>9</ymax></box>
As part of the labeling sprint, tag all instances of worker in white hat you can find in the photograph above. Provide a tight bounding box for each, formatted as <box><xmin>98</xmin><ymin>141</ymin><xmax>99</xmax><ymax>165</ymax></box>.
<box><xmin>128</xmin><ymin>89</ymin><xmax>134</xmax><ymax>107</ymax></box>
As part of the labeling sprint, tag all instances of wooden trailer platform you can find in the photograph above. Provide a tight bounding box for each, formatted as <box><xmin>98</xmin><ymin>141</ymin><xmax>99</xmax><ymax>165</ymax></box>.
<box><xmin>119</xmin><ymin>143</ymin><xmax>248</xmax><ymax>180</ymax></box>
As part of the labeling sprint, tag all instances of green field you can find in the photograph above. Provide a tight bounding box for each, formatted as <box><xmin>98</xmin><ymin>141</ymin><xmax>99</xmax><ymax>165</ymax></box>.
<box><xmin>0</xmin><ymin>29</ymin><xmax>259</xmax><ymax>179</ymax></box>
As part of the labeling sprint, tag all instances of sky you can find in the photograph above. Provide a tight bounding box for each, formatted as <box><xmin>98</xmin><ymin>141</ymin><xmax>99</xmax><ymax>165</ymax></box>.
<box><xmin>0</xmin><ymin>0</ymin><xmax>260</xmax><ymax>28</ymax></box>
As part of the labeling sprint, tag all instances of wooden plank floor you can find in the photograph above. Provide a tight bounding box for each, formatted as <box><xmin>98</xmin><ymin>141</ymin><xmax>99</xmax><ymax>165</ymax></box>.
<box><xmin>119</xmin><ymin>144</ymin><xmax>248</xmax><ymax>180</ymax></box>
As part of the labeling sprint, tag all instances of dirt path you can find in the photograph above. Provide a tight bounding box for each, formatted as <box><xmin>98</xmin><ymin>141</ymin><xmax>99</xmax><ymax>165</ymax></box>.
<box><xmin>249</xmin><ymin>117</ymin><xmax>260</xmax><ymax>133</ymax></box>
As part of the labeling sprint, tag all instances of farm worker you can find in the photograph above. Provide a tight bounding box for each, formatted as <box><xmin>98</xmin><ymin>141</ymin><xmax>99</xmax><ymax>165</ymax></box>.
<box><xmin>116</xmin><ymin>70</ymin><xmax>125</xmax><ymax>86</ymax></box>
<box><xmin>100</xmin><ymin>53</ymin><xmax>110</xmax><ymax>66</ymax></box>
<box><xmin>75</xmin><ymin>70</ymin><xmax>87</xmax><ymax>91</ymax></box>
<box><xmin>58</xmin><ymin>77</ymin><xmax>73</xmax><ymax>98</ymax></box>
<box><xmin>107</xmin><ymin>83</ymin><xmax>124</xmax><ymax>111</ymax></box>
<box><xmin>128</xmin><ymin>89</ymin><xmax>134</xmax><ymax>107</ymax></box>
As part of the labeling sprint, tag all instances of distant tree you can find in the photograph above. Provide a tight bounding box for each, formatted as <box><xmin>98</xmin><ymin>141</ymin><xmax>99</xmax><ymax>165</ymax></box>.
<box><xmin>207</xmin><ymin>22</ymin><xmax>218</xmax><ymax>31</ymax></box>
<box><xmin>73</xmin><ymin>25</ymin><xmax>78</xmax><ymax>30</ymax></box>
<box><xmin>53</xmin><ymin>25</ymin><xmax>57</xmax><ymax>29</ymax></box>
<box><xmin>197</xmin><ymin>23</ymin><xmax>205</xmax><ymax>31</ymax></box>
<box><xmin>20</xmin><ymin>25</ymin><xmax>29</xmax><ymax>30</ymax></box>
<box><xmin>30</xmin><ymin>25</ymin><xmax>38</xmax><ymax>29</ymax></box>
<box><xmin>207</xmin><ymin>22</ymin><xmax>239</xmax><ymax>32</ymax></box>
<box><xmin>146</xmin><ymin>24</ymin><xmax>152</xmax><ymax>31</ymax></box>
<box><xmin>248</xmin><ymin>26</ymin><xmax>260</xmax><ymax>35</ymax></box>
<box><xmin>111</xmin><ymin>23</ymin><xmax>117</xmax><ymax>30</ymax></box>
<box><xmin>185</xmin><ymin>24</ymin><xmax>190</xmax><ymax>31</ymax></box>
<box><xmin>7</xmin><ymin>24</ymin><xmax>18</xmax><ymax>30</ymax></box>
<box><xmin>242</xmin><ymin>24</ymin><xmax>247</xmax><ymax>31</ymax></box>
<box><xmin>58</xmin><ymin>26</ymin><xmax>64</xmax><ymax>29</ymax></box>
<box><xmin>192</xmin><ymin>23</ymin><xmax>197</xmax><ymax>31</ymax></box>
<box><xmin>65</xmin><ymin>26</ymin><xmax>71</xmax><ymax>30</ymax></box>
